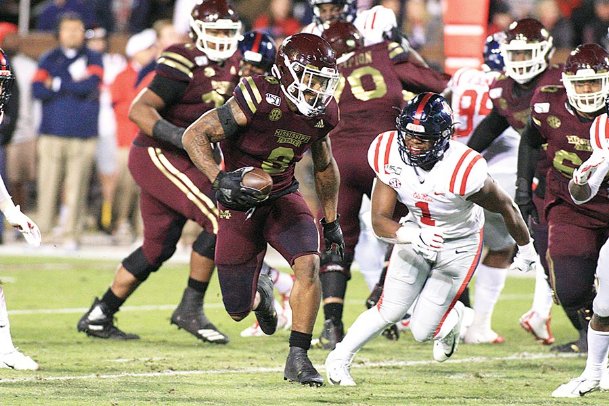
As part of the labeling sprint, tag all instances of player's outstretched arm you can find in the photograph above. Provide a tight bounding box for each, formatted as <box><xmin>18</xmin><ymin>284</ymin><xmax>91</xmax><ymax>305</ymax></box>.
<box><xmin>468</xmin><ymin>175</ymin><xmax>531</xmax><ymax>246</ymax></box>
<box><xmin>183</xmin><ymin>98</ymin><xmax>247</xmax><ymax>183</ymax></box>
<box><xmin>310</xmin><ymin>136</ymin><xmax>340</xmax><ymax>222</ymax></box>
<box><xmin>466</xmin><ymin>108</ymin><xmax>510</xmax><ymax>153</ymax></box>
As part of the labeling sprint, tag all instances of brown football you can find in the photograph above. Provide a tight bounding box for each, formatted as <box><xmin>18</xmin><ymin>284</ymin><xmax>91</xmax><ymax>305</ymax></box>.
<box><xmin>242</xmin><ymin>167</ymin><xmax>273</xmax><ymax>197</ymax></box>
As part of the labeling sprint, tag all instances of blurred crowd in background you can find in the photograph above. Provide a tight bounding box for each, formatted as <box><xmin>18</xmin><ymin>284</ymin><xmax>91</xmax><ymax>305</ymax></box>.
<box><xmin>0</xmin><ymin>0</ymin><xmax>608</xmax><ymax>250</ymax></box>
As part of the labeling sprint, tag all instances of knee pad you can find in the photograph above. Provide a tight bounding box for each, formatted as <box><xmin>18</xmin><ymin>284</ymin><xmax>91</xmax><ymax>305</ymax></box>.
<box><xmin>320</xmin><ymin>251</ymin><xmax>354</xmax><ymax>279</ymax></box>
<box><xmin>122</xmin><ymin>247</ymin><xmax>162</xmax><ymax>282</ymax></box>
<box><xmin>192</xmin><ymin>230</ymin><xmax>216</xmax><ymax>260</ymax></box>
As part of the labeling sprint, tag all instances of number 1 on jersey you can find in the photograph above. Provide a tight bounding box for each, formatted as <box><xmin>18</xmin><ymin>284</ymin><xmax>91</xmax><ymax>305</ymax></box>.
<box><xmin>415</xmin><ymin>201</ymin><xmax>435</xmax><ymax>226</ymax></box>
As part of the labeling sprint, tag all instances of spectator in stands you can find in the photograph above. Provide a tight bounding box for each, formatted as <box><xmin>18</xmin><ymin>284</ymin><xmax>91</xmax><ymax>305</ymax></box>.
<box><xmin>487</xmin><ymin>0</ymin><xmax>514</xmax><ymax>36</ymax></box>
<box><xmin>32</xmin><ymin>12</ymin><xmax>103</xmax><ymax>250</ymax></box>
<box><xmin>253</xmin><ymin>0</ymin><xmax>302</xmax><ymax>43</ymax></box>
<box><xmin>535</xmin><ymin>0</ymin><xmax>575</xmax><ymax>49</ymax></box>
<box><xmin>0</xmin><ymin>24</ymin><xmax>40</xmax><ymax>235</ymax></box>
<box><xmin>35</xmin><ymin>0</ymin><xmax>95</xmax><ymax>31</ymax></box>
<box><xmin>136</xmin><ymin>19</ymin><xmax>182</xmax><ymax>87</ymax></box>
<box><xmin>86</xmin><ymin>27</ymin><xmax>127</xmax><ymax>234</ymax></box>
<box><xmin>87</xmin><ymin>0</ymin><xmax>152</xmax><ymax>33</ymax></box>
<box><xmin>110</xmin><ymin>29</ymin><xmax>157</xmax><ymax>243</ymax></box>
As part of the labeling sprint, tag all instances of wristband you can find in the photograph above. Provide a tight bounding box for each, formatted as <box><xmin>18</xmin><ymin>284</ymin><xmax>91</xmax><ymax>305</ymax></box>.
<box><xmin>152</xmin><ymin>118</ymin><xmax>185</xmax><ymax>149</ymax></box>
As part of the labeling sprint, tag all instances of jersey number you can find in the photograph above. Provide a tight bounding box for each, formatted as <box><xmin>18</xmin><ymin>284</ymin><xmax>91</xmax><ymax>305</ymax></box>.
<box><xmin>335</xmin><ymin>66</ymin><xmax>387</xmax><ymax>103</ymax></box>
<box><xmin>454</xmin><ymin>89</ymin><xmax>491</xmax><ymax>138</ymax></box>
<box><xmin>261</xmin><ymin>147</ymin><xmax>294</xmax><ymax>175</ymax></box>
<box><xmin>415</xmin><ymin>201</ymin><xmax>435</xmax><ymax>226</ymax></box>
<box><xmin>553</xmin><ymin>149</ymin><xmax>583</xmax><ymax>178</ymax></box>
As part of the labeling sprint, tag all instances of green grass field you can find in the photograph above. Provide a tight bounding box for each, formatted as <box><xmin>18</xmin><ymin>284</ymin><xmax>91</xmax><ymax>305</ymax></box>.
<box><xmin>0</xmin><ymin>254</ymin><xmax>604</xmax><ymax>405</ymax></box>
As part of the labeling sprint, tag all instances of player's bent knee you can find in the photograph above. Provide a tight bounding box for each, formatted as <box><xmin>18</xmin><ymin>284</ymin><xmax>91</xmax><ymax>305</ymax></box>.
<box><xmin>293</xmin><ymin>254</ymin><xmax>320</xmax><ymax>281</ymax></box>
<box><xmin>378</xmin><ymin>304</ymin><xmax>408</xmax><ymax>325</ymax></box>
<box><xmin>122</xmin><ymin>247</ymin><xmax>162</xmax><ymax>282</ymax></box>
<box><xmin>229</xmin><ymin>312</ymin><xmax>249</xmax><ymax>322</ymax></box>
<box><xmin>192</xmin><ymin>230</ymin><xmax>216</xmax><ymax>260</ymax></box>
<box><xmin>409</xmin><ymin>322</ymin><xmax>433</xmax><ymax>343</ymax></box>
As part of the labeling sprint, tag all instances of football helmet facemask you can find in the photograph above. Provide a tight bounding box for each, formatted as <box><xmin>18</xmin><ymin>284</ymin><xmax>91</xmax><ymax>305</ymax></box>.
<box><xmin>309</xmin><ymin>0</ymin><xmax>357</xmax><ymax>26</ymax></box>
<box><xmin>396</xmin><ymin>92</ymin><xmax>453</xmax><ymax>168</ymax></box>
<box><xmin>190</xmin><ymin>0</ymin><xmax>242</xmax><ymax>62</ymax></box>
<box><xmin>271</xmin><ymin>33</ymin><xmax>339</xmax><ymax>117</ymax></box>
<box><xmin>501</xmin><ymin>18</ymin><xmax>554</xmax><ymax>84</ymax></box>
<box><xmin>562</xmin><ymin>43</ymin><xmax>609</xmax><ymax>114</ymax></box>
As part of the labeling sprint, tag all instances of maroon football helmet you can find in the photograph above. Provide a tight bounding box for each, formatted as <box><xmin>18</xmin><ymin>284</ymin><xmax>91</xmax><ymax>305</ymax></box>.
<box><xmin>190</xmin><ymin>0</ymin><xmax>241</xmax><ymax>62</ymax></box>
<box><xmin>271</xmin><ymin>33</ymin><xmax>339</xmax><ymax>117</ymax></box>
<box><xmin>321</xmin><ymin>20</ymin><xmax>363</xmax><ymax>60</ymax></box>
<box><xmin>0</xmin><ymin>48</ymin><xmax>13</xmax><ymax>115</ymax></box>
<box><xmin>501</xmin><ymin>18</ymin><xmax>553</xmax><ymax>84</ymax></box>
<box><xmin>562</xmin><ymin>43</ymin><xmax>609</xmax><ymax>113</ymax></box>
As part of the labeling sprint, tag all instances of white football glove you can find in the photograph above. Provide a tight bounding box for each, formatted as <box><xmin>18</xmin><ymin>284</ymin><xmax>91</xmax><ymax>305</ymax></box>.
<box><xmin>3</xmin><ymin>205</ymin><xmax>41</xmax><ymax>247</ymax></box>
<box><xmin>509</xmin><ymin>240</ymin><xmax>537</xmax><ymax>273</ymax></box>
<box><xmin>412</xmin><ymin>226</ymin><xmax>444</xmax><ymax>262</ymax></box>
<box><xmin>572</xmin><ymin>153</ymin><xmax>606</xmax><ymax>185</ymax></box>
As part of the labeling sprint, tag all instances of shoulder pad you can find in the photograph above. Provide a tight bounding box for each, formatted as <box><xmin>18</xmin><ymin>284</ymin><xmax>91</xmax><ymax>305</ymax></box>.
<box><xmin>264</xmin><ymin>76</ymin><xmax>279</xmax><ymax>84</ymax></box>
<box><xmin>387</xmin><ymin>41</ymin><xmax>406</xmax><ymax>60</ymax></box>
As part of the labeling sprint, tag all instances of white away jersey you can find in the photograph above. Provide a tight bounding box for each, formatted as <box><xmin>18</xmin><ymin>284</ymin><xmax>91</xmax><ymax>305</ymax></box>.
<box><xmin>368</xmin><ymin>131</ymin><xmax>487</xmax><ymax>239</ymax></box>
<box><xmin>301</xmin><ymin>5</ymin><xmax>397</xmax><ymax>46</ymax></box>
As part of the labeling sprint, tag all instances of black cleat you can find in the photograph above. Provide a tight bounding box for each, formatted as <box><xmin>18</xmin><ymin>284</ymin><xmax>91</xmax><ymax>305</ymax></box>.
<box><xmin>171</xmin><ymin>309</ymin><xmax>229</xmax><ymax>344</ymax></box>
<box><xmin>171</xmin><ymin>286</ymin><xmax>229</xmax><ymax>344</ymax></box>
<box><xmin>77</xmin><ymin>298</ymin><xmax>140</xmax><ymax>340</ymax></box>
<box><xmin>254</xmin><ymin>273</ymin><xmax>278</xmax><ymax>335</ymax></box>
<box><xmin>381</xmin><ymin>324</ymin><xmax>400</xmax><ymax>341</ymax></box>
<box><xmin>365</xmin><ymin>282</ymin><xmax>383</xmax><ymax>309</ymax></box>
<box><xmin>318</xmin><ymin>319</ymin><xmax>344</xmax><ymax>350</ymax></box>
<box><xmin>550</xmin><ymin>337</ymin><xmax>588</xmax><ymax>353</ymax></box>
<box><xmin>284</xmin><ymin>347</ymin><xmax>323</xmax><ymax>386</ymax></box>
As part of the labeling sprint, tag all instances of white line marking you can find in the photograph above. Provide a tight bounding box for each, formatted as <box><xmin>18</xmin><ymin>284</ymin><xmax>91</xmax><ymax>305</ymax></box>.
<box><xmin>0</xmin><ymin>352</ymin><xmax>581</xmax><ymax>384</ymax></box>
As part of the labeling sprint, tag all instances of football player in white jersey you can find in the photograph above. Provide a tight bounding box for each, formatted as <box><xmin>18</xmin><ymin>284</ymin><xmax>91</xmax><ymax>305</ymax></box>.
<box><xmin>325</xmin><ymin>92</ymin><xmax>537</xmax><ymax>386</ymax></box>
<box><xmin>0</xmin><ymin>48</ymin><xmax>41</xmax><ymax>370</ymax></box>
<box><xmin>302</xmin><ymin>0</ymin><xmax>428</xmax><ymax>65</ymax></box>
<box><xmin>444</xmin><ymin>33</ymin><xmax>554</xmax><ymax>345</ymax></box>
<box><xmin>552</xmin><ymin>112</ymin><xmax>609</xmax><ymax>397</ymax></box>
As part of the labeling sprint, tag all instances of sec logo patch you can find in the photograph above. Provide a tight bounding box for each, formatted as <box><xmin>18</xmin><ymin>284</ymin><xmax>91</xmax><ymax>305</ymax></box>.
<box><xmin>389</xmin><ymin>178</ymin><xmax>401</xmax><ymax>189</ymax></box>
<box><xmin>269</xmin><ymin>108</ymin><xmax>282</xmax><ymax>121</ymax></box>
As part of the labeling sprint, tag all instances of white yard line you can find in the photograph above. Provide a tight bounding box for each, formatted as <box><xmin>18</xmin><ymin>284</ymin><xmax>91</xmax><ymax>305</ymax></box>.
<box><xmin>8</xmin><ymin>294</ymin><xmax>534</xmax><ymax>316</ymax></box>
<box><xmin>0</xmin><ymin>352</ymin><xmax>580</xmax><ymax>384</ymax></box>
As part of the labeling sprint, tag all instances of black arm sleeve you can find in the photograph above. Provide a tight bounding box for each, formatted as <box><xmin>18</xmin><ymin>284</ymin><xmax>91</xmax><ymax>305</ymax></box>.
<box><xmin>147</xmin><ymin>74</ymin><xmax>189</xmax><ymax>106</ymax></box>
<box><xmin>516</xmin><ymin>117</ymin><xmax>544</xmax><ymax>182</ymax></box>
<box><xmin>466</xmin><ymin>108</ymin><xmax>510</xmax><ymax>152</ymax></box>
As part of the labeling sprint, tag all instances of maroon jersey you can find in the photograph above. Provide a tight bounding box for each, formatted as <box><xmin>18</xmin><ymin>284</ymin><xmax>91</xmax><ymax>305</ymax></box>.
<box><xmin>531</xmin><ymin>85</ymin><xmax>609</xmax><ymax>220</ymax></box>
<box><xmin>226</xmin><ymin>75</ymin><xmax>339</xmax><ymax>193</ymax></box>
<box><xmin>489</xmin><ymin>64</ymin><xmax>563</xmax><ymax>132</ymax></box>
<box><xmin>135</xmin><ymin>43</ymin><xmax>240</xmax><ymax>151</ymax></box>
<box><xmin>331</xmin><ymin>41</ymin><xmax>450</xmax><ymax>145</ymax></box>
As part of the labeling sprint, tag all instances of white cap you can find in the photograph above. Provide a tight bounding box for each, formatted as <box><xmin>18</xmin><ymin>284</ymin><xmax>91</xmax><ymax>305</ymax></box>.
<box><xmin>125</xmin><ymin>29</ymin><xmax>157</xmax><ymax>58</ymax></box>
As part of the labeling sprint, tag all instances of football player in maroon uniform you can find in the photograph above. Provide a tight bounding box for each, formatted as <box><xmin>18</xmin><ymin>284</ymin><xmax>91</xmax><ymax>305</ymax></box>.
<box><xmin>183</xmin><ymin>33</ymin><xmax>344</xmax><ymax>386</ymax></box>
<box><xmin>77</xmin><ymin>0</ymin><xmax>241</xmax><ymax>344</ymax></box>
<box><xmin>313</xmin><ymin>21</ymin><xmax>450</xmax><ymax>349</ymax></box>
<box><xmin>517</xmin><ymin>43</ymin><xmax>609</xmax><ymax>353</ymax></box>
<box><xmin>465</xmin><ymin>18</ymin><xmax>562</xmax><ymax>344</ymax></box>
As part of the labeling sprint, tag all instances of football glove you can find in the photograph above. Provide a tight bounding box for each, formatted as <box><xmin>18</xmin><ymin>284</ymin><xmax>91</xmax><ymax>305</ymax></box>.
<box><xmin>320</xmin><ymin>216</ymin><xmax>345</xmax><ymax>261</ymax></box>
<box><xmin>212</xmin><ymin>167</ymin><xmax>268</xmax><ymax>211</ymax></box>
<box><xmin>3</xmin><ymin>205</ymin><xmax>41</xmax><ymax>246</ymax></box>
<box><xmin>412</xmin><ymin>226</ymin><xmax>444</xmax><ymax>262</ymax></box>
<box><xmin>572</xmin><ymin>153</ymin><xmax>606</xmax><ymax>185</ymax></box>
<box><xmin>509</xmin><ymin>240</ymin><xmax>538</xmax><ymax>273</ymax></box>
<box><xmin>514</xmin><ymin>177</ymin><xmax>539</xmax><ymax>224</ymax></box>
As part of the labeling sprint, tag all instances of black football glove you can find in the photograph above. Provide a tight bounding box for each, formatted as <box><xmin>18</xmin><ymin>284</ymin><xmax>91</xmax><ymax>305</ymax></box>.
<box><xmin>514</xmin><ymin>177</ymin><xmax>539</xmax><ymax>225</ymax></box>
<box><xmin>320</xmin><ymin>216</ymin><xmax>345</xmax><ymax>261</ymax></box>
<box><xmin>213</xmin><ymin>167</ymin><xmax>268</xmax><ymax>211</ymax></box>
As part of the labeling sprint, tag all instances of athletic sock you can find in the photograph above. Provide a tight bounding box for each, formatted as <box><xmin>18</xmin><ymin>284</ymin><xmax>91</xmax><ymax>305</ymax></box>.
<box><xmin>471</xmin><ymin>264</ymin><xmax>508</xmax><ymax>331</ymax></box>
<box><xmin>583</xmin><ymin>325</ymin><xmax>609</xmax><ymax>380</ymax></box>
<box><xmin>531</xmin><ymin>263</ymin><xmax>553</xmax><ymax>318</ymax></box>
<box><xmin>101</xmin><ymin>288</ymin><xmax>126</xmax><ymax>315</ymax></box>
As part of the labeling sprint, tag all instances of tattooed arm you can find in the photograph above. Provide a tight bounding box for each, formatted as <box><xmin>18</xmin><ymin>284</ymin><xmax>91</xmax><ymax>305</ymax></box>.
<box><xmin>310</xmin><ymin>136</ymin><xmax>340</xmax><ymax>222</ymax></box>
<box><xmin>182</xmin><ymin>97</ymin><xmax>248</xmax><ymax>182</ymax></box>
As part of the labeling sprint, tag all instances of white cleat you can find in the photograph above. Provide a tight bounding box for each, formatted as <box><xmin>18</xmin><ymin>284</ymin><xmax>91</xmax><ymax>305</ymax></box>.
<box><xmin>463</xmin><ymin>326</ymin><xmax>505</xmax><ymax>344</ymax></box>
<box><xmin>552</xmin><ymin>376</ymin><xmax>600</xmax><ymax>398</ymax></box>
<box><xmin>325</xmin><ymin>349</ymin><xmax>356</xmax><ymax>386</ymax></box>
<box><xmin>0</xmin><ymin>349</ymin><xmax>39</xmax><ymax>370</ymax></box>
<box><xmin>240</xmin><ymin>321</ymin><xmax>265</xmax><ymax>337</ymax></box>
<box><xmin>519</xmin><ymin>310</ymin><xmax>554</xmax><ymax>345</ymax></box>
<box><xmin>433</xmin><ymin>302</ymin><xmax>464</xmax><ymax>362</ymax></box>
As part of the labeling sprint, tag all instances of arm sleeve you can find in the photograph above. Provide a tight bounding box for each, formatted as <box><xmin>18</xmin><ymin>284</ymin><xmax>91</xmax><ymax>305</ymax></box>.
<box><xmin>516</xmin><ymin>117</ymin><xmax>544</xmax><ymax>182</ymax></box>
<box><xmin>466</xmin><ymin>108</ymin><xmax>510</xmax><ymax>152</ymax></box>
<box><xmin>147</xmin><ymin>74</ymin><xmax>188</xmax><ymax>106</ymax></box>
